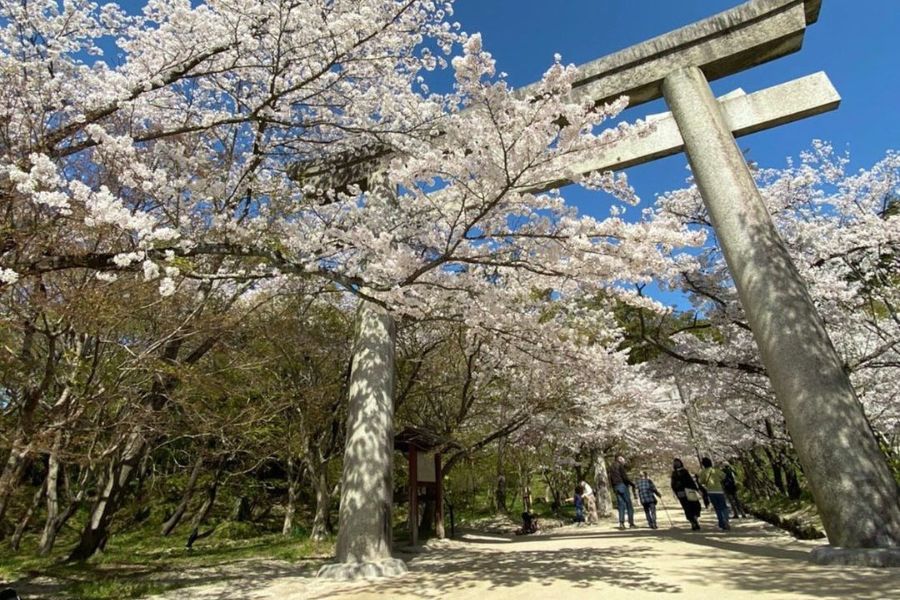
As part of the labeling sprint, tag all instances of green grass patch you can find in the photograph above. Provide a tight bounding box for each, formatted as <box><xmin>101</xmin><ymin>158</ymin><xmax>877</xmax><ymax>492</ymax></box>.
<box><xmin>0</xmin><ymin>525</ymin><xmax>334</xmax><ymax>600</ymax></box>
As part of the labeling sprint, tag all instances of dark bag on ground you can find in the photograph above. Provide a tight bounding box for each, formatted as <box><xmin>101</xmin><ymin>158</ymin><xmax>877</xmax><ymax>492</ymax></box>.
<box><xmin>516</xmin><ymin>511</ymin><xmax>539</xmax><ymax>535</ymax></box>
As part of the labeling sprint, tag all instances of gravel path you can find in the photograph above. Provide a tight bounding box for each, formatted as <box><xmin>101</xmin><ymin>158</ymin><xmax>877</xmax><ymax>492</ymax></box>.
<box><xmin>143</xmin><ymin>517</ymin><xmax>898</xmax><ymax>599</ymax></box>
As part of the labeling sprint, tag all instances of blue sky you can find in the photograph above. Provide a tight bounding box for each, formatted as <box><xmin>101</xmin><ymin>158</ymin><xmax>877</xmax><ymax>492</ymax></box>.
<box><xmin>451</xmin><ymin>0</ymin><xmax>900</xmax><ymax>307</ymax></box>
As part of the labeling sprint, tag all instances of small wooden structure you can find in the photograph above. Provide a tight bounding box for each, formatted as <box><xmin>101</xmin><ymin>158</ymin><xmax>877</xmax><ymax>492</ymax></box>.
<box><xmin>395</xmin><ymin>427</ymin><xmax>449</xmax><ymax>546</ymax></box>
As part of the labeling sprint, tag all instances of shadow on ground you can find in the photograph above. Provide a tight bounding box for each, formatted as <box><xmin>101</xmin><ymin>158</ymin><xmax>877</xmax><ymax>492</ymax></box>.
<box><xmin>13</xmin><ymin>521</ymin><xmax>899</xmax><ymax>599</ymax></box>
<box><xmin>8</xmin><ymin>559</ymin><xmax>320</xmax><ymax>600</ymax></box>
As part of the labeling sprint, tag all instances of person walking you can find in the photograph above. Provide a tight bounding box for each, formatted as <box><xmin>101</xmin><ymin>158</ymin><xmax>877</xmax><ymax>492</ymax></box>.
<box><xmin>671</xmin><ymin>458</ymin><xmax>702</xmax><ymax>530</ymax></box>
<box><xmin>609</xmin><ymin>455</ymin><xmax>637</xmax><ymax>529</ymax></box>
<box><xmin>699</xmin><ymin>457</ymin><xmax>731</xmax><ymax>531</ymax></box>
<box><xmin>580</xmin><ymin>480</ymin><xmax>599</xmax><ymax>524</ymax></box>
<box><xmin>722</xmin><ymin>463</ymin><xmax>748</xmax><ymax>518</ymax></box>
<box><xmin>635</xmin><ymin>471</ymin><xmax>662</xmax><ymax>529</ymax></box>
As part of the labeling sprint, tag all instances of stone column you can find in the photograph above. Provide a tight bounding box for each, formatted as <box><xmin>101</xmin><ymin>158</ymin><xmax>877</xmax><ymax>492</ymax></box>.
<box><xmin>317</xmin><ymin>300</ymin><xmax>407</xmax><ymax>579</ymax></box>
<box><xmin>662</xmin><ymin>66</ymin><xmax>900</xmax><ymax>554</ymax></box>
<box><xmin>593</xmin><ymin>454</ymin><xmax>612</xmax><ymax>517</ymax></box>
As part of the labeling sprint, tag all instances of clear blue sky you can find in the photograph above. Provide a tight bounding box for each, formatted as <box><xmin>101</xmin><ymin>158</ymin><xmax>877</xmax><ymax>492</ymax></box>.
<box><xmin>451</xmin><ymin>0</ymin><xmax>899</xmax><ymax>307</ymax></box>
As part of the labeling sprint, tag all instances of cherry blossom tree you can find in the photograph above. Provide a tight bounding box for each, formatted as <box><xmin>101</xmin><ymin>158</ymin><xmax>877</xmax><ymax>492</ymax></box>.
<box><xmin>0</xmin><ymin>0</ymin><xmax>703</xmax><ymax>569</ymax></box>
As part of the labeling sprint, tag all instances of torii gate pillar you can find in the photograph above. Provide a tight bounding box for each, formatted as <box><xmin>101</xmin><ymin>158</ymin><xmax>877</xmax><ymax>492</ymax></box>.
<box><xmin>662</xmin><ymin>66</ymin><xmax>900</xmax><ymax>559</ymax></box>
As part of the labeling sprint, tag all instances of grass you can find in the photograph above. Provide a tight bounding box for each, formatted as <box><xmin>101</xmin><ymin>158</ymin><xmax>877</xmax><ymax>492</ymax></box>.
<box><xmin>0</xmin><ymin>523</ymin><xmax>334</xmax><ymax>600</ymax></box>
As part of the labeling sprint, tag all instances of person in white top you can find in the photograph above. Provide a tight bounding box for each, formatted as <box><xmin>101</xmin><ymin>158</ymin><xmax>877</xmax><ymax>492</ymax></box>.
<box><xmin>580</xmin><ymin>480</ymin><xmax>599</xmax><ymax>524</ymax></box>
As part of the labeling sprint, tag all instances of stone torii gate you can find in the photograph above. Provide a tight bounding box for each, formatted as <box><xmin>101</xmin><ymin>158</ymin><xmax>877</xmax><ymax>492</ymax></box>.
<box><xmin>318</xmin><ymin>0</ymin><xmax>900</xmax><ymax>577</ymax></box>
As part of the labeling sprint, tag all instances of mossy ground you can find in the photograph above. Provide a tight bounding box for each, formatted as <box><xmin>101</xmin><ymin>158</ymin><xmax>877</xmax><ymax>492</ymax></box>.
<box><xmin>745</xmin><ymin>493</ymin><xmax>825</xmax><ymax>540</ymax></box>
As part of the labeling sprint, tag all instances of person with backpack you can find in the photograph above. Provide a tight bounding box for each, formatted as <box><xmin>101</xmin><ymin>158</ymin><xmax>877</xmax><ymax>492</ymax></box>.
<box><xmin>671</xmin><ymin>458</ymin><xmax>702</xmax><ymax>530</ymax></box>
<box><xmin>699</xmin><ymin>456</ymin><xmax>731</xmax><ymax>531</ymax></box>
<box><xmin>722</xmin><ymin>463</ymin><xmax>748</xmax><ymax>518</ymax></box>
<box><xmin>635</xmin><ymin>471</ymin><xmax>662</xmax><ymax>529</ymax></box>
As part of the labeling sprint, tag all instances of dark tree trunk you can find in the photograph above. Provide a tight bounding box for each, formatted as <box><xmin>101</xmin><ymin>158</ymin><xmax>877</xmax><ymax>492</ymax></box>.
<box><xmin>0</xmin><ymin>444</ymin><xmax>31</xmax><ymax>534</ymax></box>
<box><xmin>308</xmin><ymin>463</ymin><xmax>332</xmax><ymax>540</ymax></box>
<box><xmin>418</xmin><ymin>497</ymin><xmax>435</xmax><ymax>537</ymax></box>
<box><xmin>40</xmin><ymin>463</ymin><xmax>85</xmax><ymax>556</ymax></box>
<box><xmin>66</xmin><ymin>431</ymin><xmax>145</xmax><ymax>561</ymax></box>
<box><xmin>282</xmin><ymin>457</ymin><xmax>299</xmax><ymax>536</ymax></box>
<box><xmin>785</xmin><ymin>460</ymin><xmax>803</xmax><ymax>500</ymax></box>
<box><xmin>748</xmin><ymin>448</ymin><xmax>776</xmax><ymax>497</ymax></box>
<box><xmin>230</xmin><ymin>496</ymin><xmax>251</xmax><ymax>522</ymax></box>
<box><xmin>161</xmin><ymin>457</ymin><xmax>204</xmax><ymax>536</ymax></box>
<box><xmin>10</xmin><ymin>478</ymin><xmax>45</xmax><ymax>551</ymax></box>
<box><xmin>763</xmin><ymin>446</ymin><xmax>786</xmax><ymax>495</ymax></box>
<box><xmin>186</xmin><ymin>470</ymin><xmax>221</xmax><ymax>549</ymax></box>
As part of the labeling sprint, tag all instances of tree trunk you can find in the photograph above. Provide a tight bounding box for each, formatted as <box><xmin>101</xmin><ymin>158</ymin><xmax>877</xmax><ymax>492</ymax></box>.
<box><xmin>0</xmin><ymin>444</ymin><xmax>30</xmax><ymax>532</ymax></box>
<box><xmin>737</xmin><ymin>454</ymin><xmax>762</xmax><ymax>498</ymax></box>
<box><xmin>39</xmin><ymin>497</ymin><xmax>81</xmax><ymax>557</ymax></box>
<box><xmin>282</xmin><ymin>457</ymin><xmax>298</xmax><ymax>536</ymax></box>
<box><xmin>309</xmin><ymin>463</ymin><xmax>332</xmax><ymax>541</ymax></box>
<box><xmin>762</xmin><ymin>446</ymin><xmax>786</xmax><ymax>495</ymax></box>
<box><xmin>749</xmin><ymin>447</ymin><xmax>776</xmax><ymax>497</ymax></box>
<box><xmin>10</xmin><ymin>477</ymin><xmax>45</xmax><ymax>551</ymax></box>
<box><xmin>329</xmin><ymin>300</ymin><xmax>401</xmax><ymax>571</ymax></box>
<box><xmin>230</xmin><ymin>496</ymin><xmax>251</xmax><ymax>522</ymax></box>
<box><xmin>162</xmin><ymin>456</ymin><xmax>204</xmax><ymax>536</ymax></box>
<box><xmin>494</xmin><ymin>437</ymin><xmax>507</xmax><ymax>514</ymax></box>
<box><xmin>495</xmin><ymin>475</ymin><xmax>507</xmax><ymax>514</ymax></box>
<box><xmin>66</xmin><ymin>430</ymin><xmax>145</xmax><ymax>561</ymax></box>
<box><xmin>40</xmin><ymin>463</ymin><xmax>85</xmax><ymax>556</ymax></box>
<box><xmin>593</xmin><ymin>454</ymin><xmax>612</xmax><ymax>517</ymax></box>
<box><xmin>186</xmin><ymin>470</ymin><xmax>221</xmax><ymax>550</ymax></box>
<box><xmin>784</xmin><ymin>456</ymin><xmax>803</xmax><ymax>500</ymax></box>
<box><xmin>418</xmin><ymin>497</ymin><xmax>434</xmax><ymax>537</ymax></box>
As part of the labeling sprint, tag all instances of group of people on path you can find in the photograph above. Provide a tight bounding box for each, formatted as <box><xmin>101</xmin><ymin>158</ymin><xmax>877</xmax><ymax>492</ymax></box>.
<box><xmin>571</xmin><ymin>454</ymin><xmax>748</xmax><ymax>531</ymax></box>
<box><xmin>671</xmin><ymin>456</ymin><xmax>748</xmax><ymax>530</ymax></box>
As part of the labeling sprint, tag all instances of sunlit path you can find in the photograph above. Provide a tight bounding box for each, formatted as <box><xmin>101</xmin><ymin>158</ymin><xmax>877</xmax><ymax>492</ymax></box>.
<box><xmin>137</xmin><ymin>519</ymin><xmax>899</xmax><ymax>600</ymax></box>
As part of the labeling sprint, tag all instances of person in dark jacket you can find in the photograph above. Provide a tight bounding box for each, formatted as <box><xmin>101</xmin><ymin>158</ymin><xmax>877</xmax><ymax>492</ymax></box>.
<box><xmin>671</xmin><ymin>458</ymin><xmax>702</xmax><ymax>530</ymax></box>
<box><xmin>722</xmin><ymin>463</ymin><xmax>747</xmax><ymax>518</ymax></box>
<box><xmin>609</xmin><ymin>455</ymin><xmax>637</xmax><ymax>529</ymax></box>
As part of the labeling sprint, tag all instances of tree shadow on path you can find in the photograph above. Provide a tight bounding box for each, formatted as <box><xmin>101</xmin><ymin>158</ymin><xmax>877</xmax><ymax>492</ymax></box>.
<box><xmin>337</xmin><ymin>543</ymin><xmax>680</xmax><ymax>598</ymax></box>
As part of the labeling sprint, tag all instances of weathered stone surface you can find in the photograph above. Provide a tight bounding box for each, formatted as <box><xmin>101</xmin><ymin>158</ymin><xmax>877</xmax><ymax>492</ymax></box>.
<box><xmin>332</xmin><ymin>299</ymin><xmax>398</xmax><ymax>566</ymax></box>
<box><xmin>527</xmin><ymin>72</ymin><xmax>839</xmax><ymax>192</ymax></box>
<box><xmin>810</xmin><ymin>546</ymin><xmax>900</xmax><ymax>568</ymax></box>
<box><xmin>518</xmin><ymin>0</ymin><xmax>821</xmax><ymax>109</ymax></box>
<box><xmin>662</xmin><ymin>65</ymin><xmax>900</xmax><ymax>550</ymax></box>
<box><xmin>316</xmin><ymin>557</ymin><xmax>408</xmax><ymax>580</ymax></box>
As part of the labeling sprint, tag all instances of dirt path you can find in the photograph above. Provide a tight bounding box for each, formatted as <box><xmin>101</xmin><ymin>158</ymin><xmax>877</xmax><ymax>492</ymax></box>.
<box><xmin>141</xmin><ymin>517</ymin><xmax>898</xmax><ymax>600</ymax></box>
